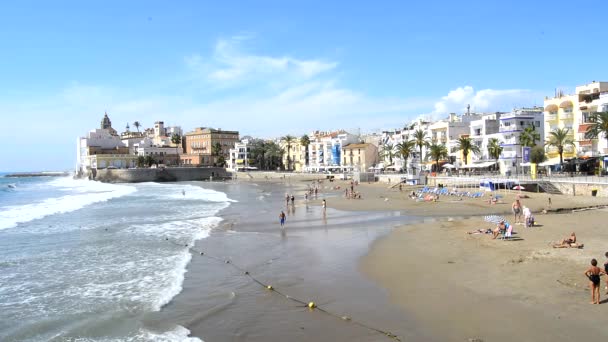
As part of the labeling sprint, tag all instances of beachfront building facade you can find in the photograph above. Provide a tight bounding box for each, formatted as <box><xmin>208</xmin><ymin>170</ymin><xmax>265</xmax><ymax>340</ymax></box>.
<box><xmin>495</xmin><ymin>107</ymin><xmax>544</xmax><ymax>175</ymax></box>
<box><xmin>543</xmin><ymin>81</ymin><xmax>608</xmax><ymax>163</ymax></box>
<box><xmin>181</xmin><ymin>127</ymin><xmax>239</xmax><ymax>166</ymax></box>
<box><xmin>280</xmin><ymin>139</ymin><xmax>307</xmax><ymax>172</ymax></box>
<box><xmin>133</xmin><ymin>137</ymin><xmax>180</xmax><ymax>165</ymax></box>
<box><xmin>341</xmin><ymin>143</ymin><xmax>378</xmax><ymax>172</ymax></box>
<box><xmin>77</xmin><ymin>113</ymin><xmax>134</xmax><ymax>173</ymax></box>
<box><xmin>467</xmin><ymin>113</ymin><xmax>501</xmax><ymax>165</ymax></box>
<box><xmin>306</xmin><ymin>130</ymin><xmax>359</xmax><ymax>172</ymax></box>
<box><xmin>227</xmin><ymin>139</ymin><xmax>253</xmax><ymax>171</ymax></box>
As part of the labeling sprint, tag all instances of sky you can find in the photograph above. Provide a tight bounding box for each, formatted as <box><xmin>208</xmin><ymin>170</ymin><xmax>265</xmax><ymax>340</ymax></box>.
<box><xmin>2</xmin><ymin>0</ymin><xmax>607</xmax><ymax>172</ymax></box>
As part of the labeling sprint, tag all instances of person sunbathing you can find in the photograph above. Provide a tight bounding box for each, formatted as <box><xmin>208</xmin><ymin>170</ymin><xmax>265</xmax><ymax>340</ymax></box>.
<box><xmin>560</xmin><ymin>232</ymin><xmax>576</xmax><ymax>245</ymax></box>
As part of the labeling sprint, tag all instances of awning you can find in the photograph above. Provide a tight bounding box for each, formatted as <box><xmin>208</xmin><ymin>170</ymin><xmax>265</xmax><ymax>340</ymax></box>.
<box><xmin>520</xmin><ymin>162</ymin><xmax>531</xmax><ymax>167</ymax></box>
<box><xmin>538</xmin><ymin>158</ymin><xmax>560</xmax><ymax>166</ymax></box>
<box><xmin>465</xmin><ymin>161</ymin><xmax>497</xmax><ymax>168</ymax></box>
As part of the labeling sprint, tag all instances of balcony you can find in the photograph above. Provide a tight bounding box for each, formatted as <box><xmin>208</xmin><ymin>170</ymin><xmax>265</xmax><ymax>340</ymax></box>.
<box><xmin>560</xmin><ymin>113</ymin><xmax>573</xmax><ymax>120</ymax></box>
<box><xmin>545</xmin><ymin>113</ymin><xmax>558</xmax><ymax>121</ymax></box>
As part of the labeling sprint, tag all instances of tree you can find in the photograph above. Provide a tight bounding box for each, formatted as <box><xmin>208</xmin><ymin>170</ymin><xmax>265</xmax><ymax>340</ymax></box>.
<box><xmin>136</xmin><ymin>156</ymin><xmax>145</xmax><ymax>168</ymax></box>
<box><xmin>300</xmin><ymin>135</ymin><xmax>311</xmax><ymax>167</ymax></box>
<box><xmin>211</xmin><ymin>142</ymin><xmax>223</xmax><ymax>167</ymax></box>
<box><xmin>217</xmin><ymin>155</ymin><xmax>226</xmax><ymax>167</ymax></box>
<box><xmin>133</xmin><ymin>121</ymin><xmax>141</xmax><ymax>133</ymax></box>
<box><xmin>171</xmin><ymin>133</ymin><xmax>182</xmax><ymax>166</ymax></box>
<box><xmin>455</xmin><ymin>136</ymin><xmax>480</xmax><ymax>165</ymax></box>
<box><xmin>381</xmin><ymin>143</ymin><xmax>395</xmax><ymax>165</ymax></box>
<box><xmin>395</xmin><ymin>139</ymin><xmax>415</xmax><ymax>172</ymax></box>
<box><xmin>519</xmin><ymin>125</ymin><xmax>540</xmax><ymax>147</ymax></box>
<box><xmin>584</xmin><ymin>111</ymin><xmax>608</xmax><ymax>148</ymax></box>
<box><xmin>413</xmin><ymin>129</ymin><xmax>429</xmax><ymax>167</ymax></box>
<box><xmin>250</xmin><ymin>139</ymin><xmax>267</xmax><ymax>170</ymax></box>
<box><xmin>427</xmin><ymin>143</ymin><xmax>448</xmax><ymax>172</ymax></box>
<box><xmin>144</xmin><ymin>155</ymin><xmax>155</xmax><ymax>167</ymax></box>
<box><xmin>265</xmin><ymin>141</ymin><xmax>284</xmax><ymax>170</ymax></box>
<box><xmin>487</xmin><ymin>138</ymin><xmax>503</xmax><ymax>170</ymax></box>
<box><xmin>530</xmin><ymin>146</ymin><xmax>547</xmax><ymax>164</ymax></box>
<box><xmin>545</xmin><ymin>128</ymin><xmax>575</xmax><ymax>168</ymax></box>
<box><xmin>281</xmin><ymin>135</ymin><xmax>296</xmax><ymax>171</ymax></box>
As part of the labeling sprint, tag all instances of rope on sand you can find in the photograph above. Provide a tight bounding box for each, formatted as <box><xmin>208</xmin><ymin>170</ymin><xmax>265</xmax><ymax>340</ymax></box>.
<box><xmin>166</xmin><ymin>238</ymin><xmax>402</xmax><ymax>341</ymax></box>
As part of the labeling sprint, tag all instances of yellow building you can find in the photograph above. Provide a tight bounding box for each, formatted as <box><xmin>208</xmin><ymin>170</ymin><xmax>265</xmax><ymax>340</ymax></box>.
<box><xmin>280</xmin><ymin>139</ymin><xmax>307</xmax><ymax>171</ymax></box>
<box><xmin>341</xmin><ymin>143</ymin><xmax>378</xmax><ymax>172</ymax></box>
<box><xmin>543</xmin><ymin>81</ymin><xmax>608</xmax><ymax>161</ymax></box>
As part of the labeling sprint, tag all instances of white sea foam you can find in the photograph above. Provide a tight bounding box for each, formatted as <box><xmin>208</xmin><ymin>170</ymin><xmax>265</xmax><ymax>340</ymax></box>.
<box><xmin>0</xmin><ymin>178</ymin><xmax>136</xmax><ymax>230</ymax></box>
<box><xmin>71</xmin><ymin>325</ymin><xmax>202</xmax><ymax>342</ymax></box>
<box><xmin>159</xmin><ymin>183</ymin><xmax>236</xmax><ymax>202</ymax></box>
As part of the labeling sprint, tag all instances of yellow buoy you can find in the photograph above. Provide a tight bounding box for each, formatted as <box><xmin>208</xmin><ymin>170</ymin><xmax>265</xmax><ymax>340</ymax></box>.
<box><xmin>266</xmin><ymin>285</ymin><xmax>273</xmax><ymax>290</ymax></box>
<box><xmin>308</xmin><ymin>302</ymin><xmax>316</xmax><ymax>309</ymax></box>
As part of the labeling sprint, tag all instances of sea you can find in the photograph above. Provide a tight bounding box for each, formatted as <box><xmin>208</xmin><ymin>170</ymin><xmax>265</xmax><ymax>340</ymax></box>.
<box><xmin>0</xmin><ymin>173</ymin><xmax>234</xmax><ymax>341</ymax></box>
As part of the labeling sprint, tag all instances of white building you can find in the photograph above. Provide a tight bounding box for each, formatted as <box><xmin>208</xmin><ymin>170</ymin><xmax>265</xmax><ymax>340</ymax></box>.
<box><xmin>496</xmin><ymin>107</ymin><xmax>544</xmax><ymax>175</ymax></box>
<box><xmin>227</xmin><ymin>139</ymin><xmax>253</xmax><ymax>171</ymax></box>
<box><xmin>307</xmin><ymin>130</ymin><xmax>359</xmax><ymax>171</ymax></box>
<box><xmin>468</xmin><ymin>113</ymin><xmax>501</xmax><ymax>164</ymax></box>
<box><xmin>76</xmin><ymin>113</ymin><xmax>132</xmax><ymax>173</ymax></box>
<box><xmin>134</xmin><ymin>137</ymin><xmax>180</xmax><ymax>165</ymax></box>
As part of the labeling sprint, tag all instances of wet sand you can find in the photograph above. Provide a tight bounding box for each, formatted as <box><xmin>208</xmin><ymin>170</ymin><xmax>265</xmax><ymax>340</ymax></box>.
<box><xmin>156</xmin><ymin>180</ymin><xmax>432</xmax><ymax>342</ymax></box>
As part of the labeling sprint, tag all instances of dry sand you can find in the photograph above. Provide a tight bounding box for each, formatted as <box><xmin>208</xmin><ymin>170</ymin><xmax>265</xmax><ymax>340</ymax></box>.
<box><xmin>324</xmin><ymin>180</ymin><xmax>608</xmax><ymax>342</ymax></box>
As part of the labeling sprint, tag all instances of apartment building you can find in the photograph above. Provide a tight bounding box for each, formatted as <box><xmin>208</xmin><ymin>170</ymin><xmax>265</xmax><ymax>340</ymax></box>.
<box><xmin>341</xmin><ymin>143</ymin><xmax>378</xmax><ymax>172</ymax></box>
<box><xmin>181</xmin><ymin>127</ymin><xmax>239</xmax><ymax>166</ymax></box>
<box><xmin>227</xmin><ymin>139</ymin><xmax>253</xmax><ymax>171</ymax></box>
<box><xmin>544</xmin><ymin>81</ymin><xmax>608</xmax><ymax>161</ymax></box>
<box><xmin>306</xmin><ymin>130</ymin><xmax>359</xmax><ymax>171</ymax></box>
<box><xmin>496</xmin><ymin>107</ymin><xmax>544</xmax><ymax>175</ymax></box>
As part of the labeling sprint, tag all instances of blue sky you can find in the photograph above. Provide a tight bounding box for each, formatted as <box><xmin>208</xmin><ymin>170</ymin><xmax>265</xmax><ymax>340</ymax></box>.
<box><xmin>2</xmin><ymin>0</ymin><xmax>607</xmax><ymax>171</ymax></box>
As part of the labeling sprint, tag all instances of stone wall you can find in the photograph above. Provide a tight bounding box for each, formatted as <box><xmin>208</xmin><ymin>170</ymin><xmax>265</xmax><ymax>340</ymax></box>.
<box><xmin>94</xmin><ymin>167</ymin><xmax>231</xmax><ymax>183</ymax></box>
<box><xmin>551</xmin><ymin>182</ymin><xmax>608</xmax><ymax>197</ymax></box>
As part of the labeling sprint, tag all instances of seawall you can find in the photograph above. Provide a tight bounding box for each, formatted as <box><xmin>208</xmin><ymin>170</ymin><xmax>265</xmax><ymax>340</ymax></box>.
<box><xmin>93</xmin><ymin>167</ymin><xmax>231</xmax><ymax>183</ymax></box>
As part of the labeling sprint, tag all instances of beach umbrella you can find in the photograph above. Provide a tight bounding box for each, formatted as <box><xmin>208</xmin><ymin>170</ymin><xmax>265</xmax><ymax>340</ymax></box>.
<box><xmin>484</xmin><ymin>215</ymin><xmax>507</xmax><ymax>224</ymax></box>
<box><xmin>512</xmin><ymin>185</ymin><xmax>525</xmax><ymax>190</ymax></box>
<box><xmin>442</xmin><ymin>163</ymin><xmax>455</xmax><ymax>169</ymax></box>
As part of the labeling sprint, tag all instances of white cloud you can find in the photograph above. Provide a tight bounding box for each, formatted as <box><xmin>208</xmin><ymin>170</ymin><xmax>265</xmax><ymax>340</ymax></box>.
<box><xmin>432</xmin><ymin>86</ymin><xmax>538</xmax><ymax>116</ymax></box>
<box><xmin>186</xmin><ymin>36</ymin><xmax>337</xmax><ymax>87</ymax></box>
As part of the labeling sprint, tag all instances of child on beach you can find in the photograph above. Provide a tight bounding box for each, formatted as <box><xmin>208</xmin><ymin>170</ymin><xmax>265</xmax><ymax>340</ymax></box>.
<box><xmin>584</xmin><ymin>259</ymin><xmax>606</xmax><ymax>304</ymax></box>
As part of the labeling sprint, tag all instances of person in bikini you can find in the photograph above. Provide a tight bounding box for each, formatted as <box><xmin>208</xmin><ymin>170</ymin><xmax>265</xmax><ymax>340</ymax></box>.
<box><xmin>584</xmin><ymin>259</ymin><xmax>606</xmax><ymax>304</ymax></box>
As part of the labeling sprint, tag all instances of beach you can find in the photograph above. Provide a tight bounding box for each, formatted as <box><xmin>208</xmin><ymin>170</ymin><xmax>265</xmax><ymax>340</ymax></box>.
<box><xmin>163</xmin><ymin>176</ymin><xmax>608</xmax><ymax>341</ymax></box>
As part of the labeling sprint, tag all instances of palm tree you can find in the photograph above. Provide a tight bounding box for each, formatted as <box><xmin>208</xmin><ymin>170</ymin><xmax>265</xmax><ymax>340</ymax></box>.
<box><xmin>136</xmin><ymin>156</ymin><xmax>145</xmax><ymax>168</ymax></box>
<box><xmin>281</xmin><ymin>135</ymin><xmax>296</xmax><ymax>171</ymax></box>
<box><xmin>413</xmin><ymin>129</ymin><xmax>429</xmax><ymax>168</ymax></box>
<box><xmin>250</xmin><ymin>140</ymin><xmax>267</xmax><ymax>170</ymax></box>
<box><xmin>300</xmin><ymin>135</ymin><xmax>311</xmax><ymax>167</ymax></box>
<box><xmin>427</xmin><ymin>143</ymin><xmax>448</xmax><ymax>172</ymax></box>
<box><xmin>171</xmin><ymin>133</ymin><xmax>182</xmax><ymax>166</ymax></box>
<box><xmin>487</xmin><ymin>138</ymin><xmax>503</xmax><ymax>171</ymax></box>
<box><xmin>133</xmin><ymin>121</ymin><xmax>141</xmax><ymax>133</ymax></box>
<box><xmin>545</xmin><ymin>128</ymin><xmax>575</xmax><ymax>168</ymax></box>
<box><xmin>519</xmin><ymin>125</ymin><xmax>540</xmax><ymax>147</ymax></box>
<box><xmin>455</xmin><ymin>136</ymin><xmax>480</xmax><ymax>165</ymax></box>
<box><xmin>584</xmin><ymin>111</ymin><xmax>608</xmax><ymax>148</ymax></box>
<box><xmin>381</xmin><ymin>143</ymin><xmax>395</xmax><ymax>165</ymax></box>
<box><xmin>395</xmin><ymin>139</ymin><xmax>415</xmax><ymax>172</ymax></box>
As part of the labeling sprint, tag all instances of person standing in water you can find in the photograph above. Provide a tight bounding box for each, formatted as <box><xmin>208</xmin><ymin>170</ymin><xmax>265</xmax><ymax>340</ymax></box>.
<box><xmin>584</xmin><ymin>258</ymin><xmax>605</xmax><ymax>304</ymax></box>
<box><xmin>290</xmin><ymin>195</ymin><xmax>295</xmax><ymax>206</ymax></box>
<box><xmin>182</xmin><ymin>190</ymin><xmax>186</xmax><ymax>197</ymax></box>
<box><xmin>279</xmin><ymin>211</ymin><xmax>286</xmax><ymax>228</ymax></box>
<box><xmin>322</xmin><ymin>199</ymin><xmax>327</xmax><ymax>210</ymax></box>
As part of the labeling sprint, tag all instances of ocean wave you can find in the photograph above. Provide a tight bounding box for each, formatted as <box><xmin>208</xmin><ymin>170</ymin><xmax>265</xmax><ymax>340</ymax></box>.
<box><xmin>68</xmin><ymin>325</ymin><xmax>202</xmax><ymax>342</ymax></box>
<box><xmin>0</xmin><ymin>178</ymin><xmax>136</xmax><ymax>230</ymax></box>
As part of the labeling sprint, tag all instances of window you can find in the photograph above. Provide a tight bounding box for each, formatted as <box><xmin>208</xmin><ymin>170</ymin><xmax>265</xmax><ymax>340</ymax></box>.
<box><xmin>535</xmin><ymin>121</ymin><xmax>540</xmax><ymax>127</ymax></box>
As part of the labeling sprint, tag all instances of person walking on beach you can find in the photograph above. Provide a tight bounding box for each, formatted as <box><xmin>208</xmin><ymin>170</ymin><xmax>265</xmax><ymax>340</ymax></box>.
<box><xmin>322</xmin><ymin>199</ymin><xmax>326</xmax><ymax>210</ymax></box>
<box><xmin>548</xmin><ymin>197</ymin><xmax>552</xmax><ymax>209</ymax></box>
<box><xmin>584</xmin><ymin>258</ymin><xmax>605</xmax><ymax>304</ymax></box>
<box><xmin>512</xmin><ymin>199</ymin><xmax>522</xmax><ymax>224</ymax></box>
<box><xmin>290</xmin><ymin>195</ymin><xmax>295</xmax><ymax>206</ymax></box>
<box><xmin>279</xmin><ymin>211</ymin><xmax>286</xmax><ymax>228</ymax></box>
<box><xmin>604</xmin><ymin>252</ymin><xmax>608</xmax><ymax>294</ymax></box>
<box><xmin>285</xmin><ymin>193</ymin><xmax>290</xmax><ymax>207</ymax></box>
